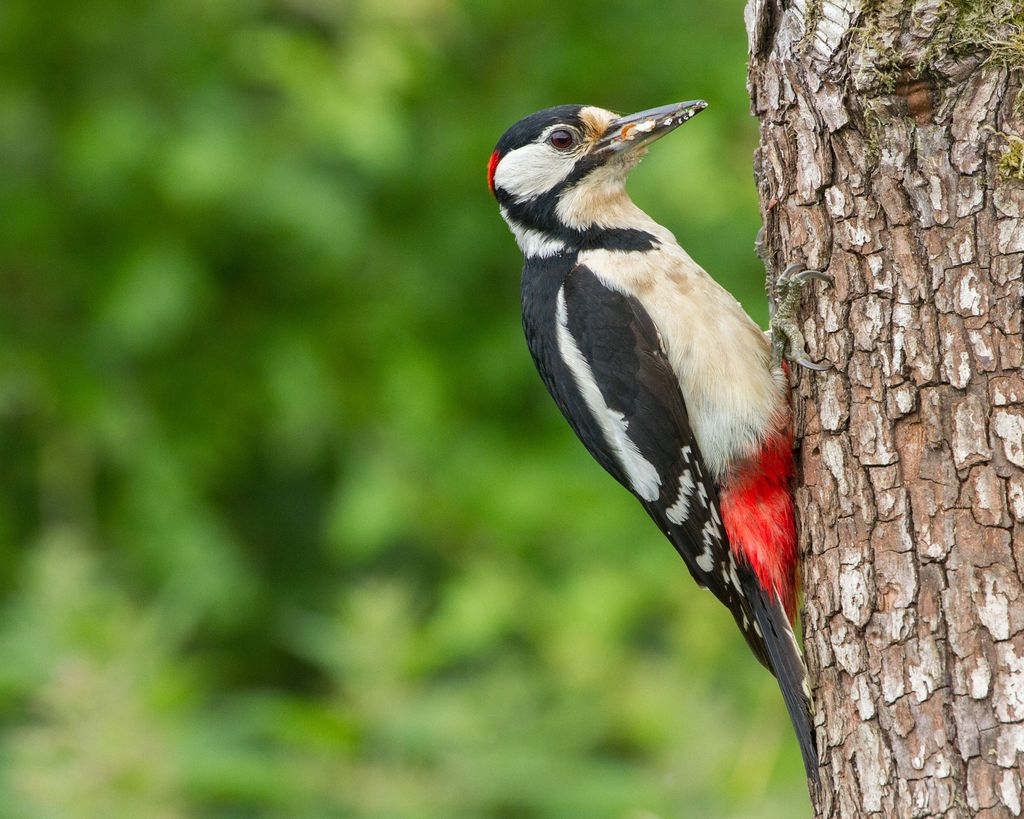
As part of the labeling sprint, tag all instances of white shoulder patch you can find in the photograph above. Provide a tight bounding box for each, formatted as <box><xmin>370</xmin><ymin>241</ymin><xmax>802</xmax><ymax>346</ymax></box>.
<box><xmin>555</xmin><ymin>287</ymin><xmax>662</xmax><ymax>502</ymax></box>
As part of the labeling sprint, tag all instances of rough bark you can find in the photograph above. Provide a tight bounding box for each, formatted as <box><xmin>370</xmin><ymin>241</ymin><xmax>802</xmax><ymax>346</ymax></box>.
<box><xmin>745</xmin><ymin>0</ymin><xmax>1024</xmax><ymax>814</ymax></box>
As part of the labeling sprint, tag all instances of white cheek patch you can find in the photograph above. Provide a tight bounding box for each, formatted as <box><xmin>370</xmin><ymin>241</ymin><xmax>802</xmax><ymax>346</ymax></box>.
<box><xmin>493</xmin><ymin>142</ymin><xmax>575</xmax><ymax>202</ymax></box>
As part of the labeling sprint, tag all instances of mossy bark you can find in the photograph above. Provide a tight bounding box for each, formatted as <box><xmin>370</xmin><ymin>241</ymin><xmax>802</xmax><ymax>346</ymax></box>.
<box><xmin>746</xmin><ymin>0</ymin><xmax>1024</xmax><ymax>814</ymax></box>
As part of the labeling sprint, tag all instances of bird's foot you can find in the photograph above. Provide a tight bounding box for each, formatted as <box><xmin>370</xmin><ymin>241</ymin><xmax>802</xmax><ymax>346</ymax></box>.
<box><xmin>770</xmin><ymin>262</ymin><xmax>833</xmax><ymax>372</ymax></box>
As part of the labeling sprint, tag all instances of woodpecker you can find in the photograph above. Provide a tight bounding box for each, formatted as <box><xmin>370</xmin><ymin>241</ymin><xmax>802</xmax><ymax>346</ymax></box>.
<box><xmin>488</xmin><ymin>101</ymin><xmax>830</xmax><ymax>781</ymax></box>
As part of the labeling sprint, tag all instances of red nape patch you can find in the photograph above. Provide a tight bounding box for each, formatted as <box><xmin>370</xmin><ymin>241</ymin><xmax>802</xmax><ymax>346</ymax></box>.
<box><xmin>719</xmin><ymin>428</ymin><xmax>799</xmax><ymax>620</ymax></box>
<box><xmin>487</xmin><ymin>150</ymin><xmax>501</xmax><ymax>194</ymax></box>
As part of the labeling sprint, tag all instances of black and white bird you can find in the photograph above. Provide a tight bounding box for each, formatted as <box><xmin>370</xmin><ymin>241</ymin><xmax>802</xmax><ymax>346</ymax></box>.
<box><xmin>488</xmin><ymin>101</ymin><xmax>829</xmax><ymax>780</ymax></box>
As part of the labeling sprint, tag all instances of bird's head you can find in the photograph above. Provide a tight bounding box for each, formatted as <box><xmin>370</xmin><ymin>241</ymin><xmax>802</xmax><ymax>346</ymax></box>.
<box><xmin>488</xmin><ymin>101</ymin><xmax>706</xmax><ymax>254</ymax></box>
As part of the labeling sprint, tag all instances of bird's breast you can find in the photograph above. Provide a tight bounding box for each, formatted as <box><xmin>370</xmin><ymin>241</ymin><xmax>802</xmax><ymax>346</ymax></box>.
<box><xmin>577</xmin><ymin>242</ymin><xmax>788</xmax><ymax>480</ymax></box>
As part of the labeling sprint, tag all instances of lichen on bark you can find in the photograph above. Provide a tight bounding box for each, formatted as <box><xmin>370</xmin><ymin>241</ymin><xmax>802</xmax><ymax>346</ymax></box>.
<box><xmin>746</xmin><ymin>0</ymin><xmax>1024</xmax><ymax>814</ymax></box>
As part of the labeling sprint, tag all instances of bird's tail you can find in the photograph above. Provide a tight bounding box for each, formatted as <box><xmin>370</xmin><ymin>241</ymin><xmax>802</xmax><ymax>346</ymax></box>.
<box><xmin>740</xmin><ymin>567</ymin><xmax>819</xmax><ymax>783</ymax></box>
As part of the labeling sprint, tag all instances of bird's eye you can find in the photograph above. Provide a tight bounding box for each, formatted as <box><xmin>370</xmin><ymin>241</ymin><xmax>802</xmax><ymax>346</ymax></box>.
<box><xmin>548</xmin><ymin>129</ymin><xmax>576</xmax><ymax>150</ymax></box>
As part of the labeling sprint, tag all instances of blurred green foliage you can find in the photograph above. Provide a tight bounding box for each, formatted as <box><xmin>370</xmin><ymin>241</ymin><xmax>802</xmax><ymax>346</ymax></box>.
<box><xmin>0</xmin><ymin>0</ymin><xmax>809</xmax><ymax>816</ymax></box>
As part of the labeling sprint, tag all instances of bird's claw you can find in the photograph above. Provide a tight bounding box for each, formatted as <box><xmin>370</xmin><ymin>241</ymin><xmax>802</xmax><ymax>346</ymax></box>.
<box><xmin>770</xmin><ymin>262</ymin><xmax>832</xmax><ymax>372</ymax></box>
<box><xmin>779</xmin><ymin>263</ymin><xmax>833</xmax><ymax>289</ymax></box>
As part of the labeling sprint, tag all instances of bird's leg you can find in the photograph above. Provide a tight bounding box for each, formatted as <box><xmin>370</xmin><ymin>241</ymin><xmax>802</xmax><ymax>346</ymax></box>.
<box><xmin>771</xmin><ymin>263</ymin><xmax>833</xmax><ymax>371</ymax></box>
<box><xmin>756</xmin><ymin>228</ymin><xmax>833</xmax><ymax>371</ymax></box>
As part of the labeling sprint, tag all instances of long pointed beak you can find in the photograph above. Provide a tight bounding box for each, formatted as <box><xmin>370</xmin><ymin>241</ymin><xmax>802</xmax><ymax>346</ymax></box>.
<box><xmin>594</xmin><ymin>100</ymin><xmax>708</xmax><ymax>155</ymax></box>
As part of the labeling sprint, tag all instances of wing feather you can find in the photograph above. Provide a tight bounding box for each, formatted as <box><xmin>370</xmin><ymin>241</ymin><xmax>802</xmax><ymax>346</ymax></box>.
<box><xmin>555</xmin><ymin>265</ymin><xmax>759</xmax><ymax>639</ymax></box>
<box><xmin>524</xmin><ymin>261</ymin><xmax>818</xmax><ymax>779</ymax></box>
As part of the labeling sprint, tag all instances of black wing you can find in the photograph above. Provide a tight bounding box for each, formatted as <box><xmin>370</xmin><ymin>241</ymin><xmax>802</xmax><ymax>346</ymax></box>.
<box><xmin>544</xmin><ymin>265</ymin><xmax>758</xmax><ymax>636</ymax></box>
<box><xmin>523</xmin><ymin>261</ymin><xmax>818</xmax><ymax>780</ymax></box>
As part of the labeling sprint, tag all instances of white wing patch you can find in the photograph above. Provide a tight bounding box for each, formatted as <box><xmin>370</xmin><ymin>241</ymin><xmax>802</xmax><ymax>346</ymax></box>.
<box><xmin>555</xmin><ymin>287</ymin><xmax>662</xmax><ymax>502</ymax></box>
<box><xmin>668</xmin><ymin>444</ymin><xmax>724</xmax><ymax>574</ymax></box>
<box><xmin>665</xmin><ymin>466</ymin><xmax>694</xmax><ymax>524</ymax></box>
<box><xmin>695</xmin><ymin>445</ymin><xmax>726</xmax><ymax>573</ymax></box>
<box><xmin>698</xmin><ymin>521</ymin><xmax>720</xmax><ymax>572</ymax></box>
<box><xmin>728</xmin><ymin>555</ymin><xmax>742</xmax><ymax>592</ymax></box>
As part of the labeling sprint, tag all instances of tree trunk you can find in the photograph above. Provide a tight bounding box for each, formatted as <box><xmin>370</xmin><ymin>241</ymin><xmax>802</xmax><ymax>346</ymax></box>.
<box><xmin>745</xmin><ymin>0</ymin><xmax>1024</xmax><ymax>814</ymax></box>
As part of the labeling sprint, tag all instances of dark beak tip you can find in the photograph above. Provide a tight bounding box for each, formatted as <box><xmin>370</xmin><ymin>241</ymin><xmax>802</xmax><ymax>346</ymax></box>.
<box><xmin>679</xmin><ymin>100</ymin><xmax>708</xmax><ymax>117</ymax></box>
<box><xmin>597</xmin><ymin>99</ymin><xmax>709</xmax><ymax>154</ymax></box>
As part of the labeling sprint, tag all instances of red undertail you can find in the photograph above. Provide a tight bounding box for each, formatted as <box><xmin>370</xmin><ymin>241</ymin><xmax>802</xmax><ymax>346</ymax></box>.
<box><xmin>718</xmin><ymin>426</ymin><xmax>798</xmax><ymax>620</ymax></box>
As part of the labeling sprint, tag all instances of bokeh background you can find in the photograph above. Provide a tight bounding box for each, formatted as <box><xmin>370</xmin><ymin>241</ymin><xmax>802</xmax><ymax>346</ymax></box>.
<box><xmin>0</xmin><ymin>0</ymin><xmax>810</xmax><ymax>816</ymax></box>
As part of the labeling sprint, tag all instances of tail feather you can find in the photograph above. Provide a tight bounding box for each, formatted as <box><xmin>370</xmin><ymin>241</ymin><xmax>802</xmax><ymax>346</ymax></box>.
<box><xmin>740</xmin><ymin>567</ymin><xmax>819</xmax><ymax>783</ymax></box>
